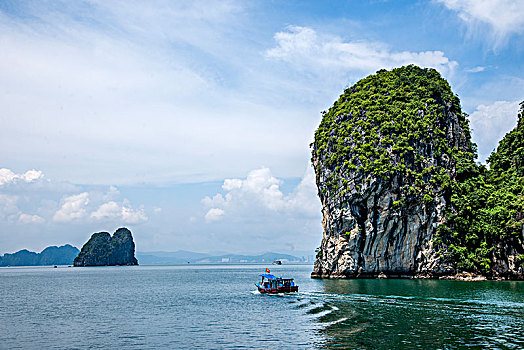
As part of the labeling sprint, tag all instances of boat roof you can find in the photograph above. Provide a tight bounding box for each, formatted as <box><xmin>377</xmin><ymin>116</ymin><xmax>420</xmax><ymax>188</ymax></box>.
<box><xmin>258</xmin><ymin>274</ymin><xmax>294</xmax><ymax>281</ymax></box>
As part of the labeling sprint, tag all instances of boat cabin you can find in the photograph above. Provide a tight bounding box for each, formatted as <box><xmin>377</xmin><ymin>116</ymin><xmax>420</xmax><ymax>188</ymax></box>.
<box><xmin>255</xmin><ymin>274</ymin><xmax>298</xmax><ymax>293</ymax></box>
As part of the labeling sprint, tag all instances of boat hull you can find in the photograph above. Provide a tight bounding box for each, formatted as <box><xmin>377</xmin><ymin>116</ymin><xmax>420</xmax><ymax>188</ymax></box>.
<box><xmin>256</xmin><ymin>286</ymin><xmax>298</xmax><ymax>294</ymax></box>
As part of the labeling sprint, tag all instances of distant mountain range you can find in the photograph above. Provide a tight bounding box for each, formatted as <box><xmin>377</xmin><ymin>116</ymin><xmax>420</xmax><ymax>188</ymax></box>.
<box><xmin>0</xmin><ymin>246</ymin><xmax>313</xmax><ymax>267</ymax></box>
<box><xmin>136</xmin><ymin>250</ymin><xmax>314</xmax><ymax>265</ymax></box>
<box><xmin>0</xmin><ymin>245</ymin><xmax>79</xmax><ymax>266</ymax></box>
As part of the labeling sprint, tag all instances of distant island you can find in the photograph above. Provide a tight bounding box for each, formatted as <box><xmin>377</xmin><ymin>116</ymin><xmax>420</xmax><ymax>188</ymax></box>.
<box><xmin>311</xmin><ymin>65</ymin><xmax>524</xmax><ymax>280</ymax></box>
<box><xmin>0</xmin><ymin>245</ymin><xmax>79</xmax><ymax>267</ymax></box>
<box><xmin>74</xmin><ymin>227</ymin><xmax>138</xmax><ymax>266</ymax></box>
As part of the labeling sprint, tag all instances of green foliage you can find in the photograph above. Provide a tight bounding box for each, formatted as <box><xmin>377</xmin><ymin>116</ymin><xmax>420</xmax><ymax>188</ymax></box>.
<box><xmin>438</xmin><ymin>102</ymin><xmax>524</xmax><ymax>273</ymax></box>
<box><xmin>312</xmin><ymin>65</ymin><xmax>475</xmax><ymax>201</ymax></box>
<box><xmin>423</xmin><ymin>194</ymin><xmax>434</xmax><ymax>204</ymax></box>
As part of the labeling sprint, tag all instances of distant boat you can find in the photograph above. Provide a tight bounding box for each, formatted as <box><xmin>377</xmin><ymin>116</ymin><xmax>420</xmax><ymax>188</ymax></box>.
<box><xmin>255</xmin><ymin>273</ymin><xmax>298</xmax><ymax>294</ymax></box>
<box><xmin>272</xmin><ymin>260</ymin><xmax>282</xmax><ymax>265</ymax></box>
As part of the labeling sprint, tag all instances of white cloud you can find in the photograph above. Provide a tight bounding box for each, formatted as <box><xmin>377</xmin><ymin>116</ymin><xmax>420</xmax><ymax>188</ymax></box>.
<box><xmin>0</xmin><ymin>167</ymin><xmax>149</xmax><ymax>228</ymax></box>
<box><xmin>242</xmin><ymin>168</ymin><xmax>285</xmax><ymax>210</ymax></box>
<box><xmin>90</xmin><ymin>201</ymin><xmax>121</xmax><ymax>220</ymax></box>
<box><xmin>198</xmin><ymin>166</ymin><xmax>322</xmax><ymax>252</ymax></box>
<box><xmin>153</xmin><ymin>207</ymin><xmax>162</xmax><ymax>214</ymax></box>
<box><xmin>266</xmin><ymin>26</ymin><xmax>458</xmax><ymax>77</ymax></box>
<box><xmin>103</xmin><ymin>186</ymin><xmax>120</xmax><ymax>201</ymax></box>
<box><xmin>0</xmin><ymin>168</ymin><xmax>80</xmax><ymax>225</ymax></box>
<box><xmin>90</xmin><ymin>200</ymin><xmax>147</xmax><ymax>224</ymax></box>
<box><xmin>122</xmin><ymin>200</ymin><xmax>148</xmax><ymax>224</ymax></box>
<box><xmin>465</xmin><ymin>66</ymin><xmax>486</xmax><ymax>73</ymax></box>
<box><xmin>202</xmin><ymin>166</ymin><xmax>320</xmax><ymax>221</ymax></box>
<box><xmin>18</xmin><ymin>213</ymin><xmax>45</xmax><ymax>224</ymax></box>
<box><xmin>52</xmin><ymin>192</ymin><xmax>89</xmax><ymax>222</ymax></box>
<box><xmin>437</xmin><ymin>0</ymin><xmax>524</xmax><ymax>45</ymax></box>
<box><xmin>202</xmin><ymin>193</ymin><xmax>227</xmax><ymax>208</ymax></box>
<box><xmin>0</xmin><ymin>194</ymin><xmax>20</xmax><ymax>222</ymax></box>
<box><xmin>0</xmin><ymin>168</ymin><xmax>43</xmax><ymax>186</ymax></box>
<box><xmin>284</xmin><ymin>168</ymin><xmax>319</xmax><ymax>217</ymax></box>
<box><xmin>222</xmin><ymin>179</ymin><xmax>242</xmax><ymax>191</ymax></box>
<box><xmin>205</xmin><ymin>208</ymin><xmax>225</xmax><ymax>222</ymax></box>
<box><xmin>469</xmin><ymin>100</ymin><xmax>521</xmax><ymax>162</ymax></box>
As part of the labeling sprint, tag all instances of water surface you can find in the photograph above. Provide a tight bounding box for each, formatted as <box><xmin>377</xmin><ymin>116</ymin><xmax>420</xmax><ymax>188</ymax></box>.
<box><xmin>1</xmin><ymin>265</ymin><xmax>522</xmax><ymax>349</ymax></box>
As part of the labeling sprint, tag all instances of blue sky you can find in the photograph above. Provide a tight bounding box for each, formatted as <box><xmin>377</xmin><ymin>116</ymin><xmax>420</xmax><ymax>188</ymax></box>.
<box><xmin>0</xmin><ymin>0</ymin><xmax>523</xmax><ymax>254</ymax></box>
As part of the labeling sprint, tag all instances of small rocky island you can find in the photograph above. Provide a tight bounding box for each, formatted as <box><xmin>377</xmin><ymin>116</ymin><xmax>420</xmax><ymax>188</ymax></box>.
<box><xmin>311</xmin><ymin>65</ymin><xmax>524</xmax><ymax>280</ymax></box>
<box><xmin>74</xmin><ymin>227</ymin><xmax>138</xmax><ymax>266</ymax></box>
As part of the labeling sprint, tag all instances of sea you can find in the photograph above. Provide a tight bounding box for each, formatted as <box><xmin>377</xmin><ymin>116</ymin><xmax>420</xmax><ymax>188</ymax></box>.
<box><xmin>1</xmin><ymin>264</ymin><xmax>523</xmax><ymax>349</ymax></box>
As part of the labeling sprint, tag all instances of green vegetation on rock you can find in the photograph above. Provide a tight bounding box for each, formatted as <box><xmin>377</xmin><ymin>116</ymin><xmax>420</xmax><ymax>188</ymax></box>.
<box><xmin>312</xmin><ymin>65</ymin><xmax>476</xmax><ymax>202</ymax></box>
<box><xmin>437</xmin><ymin>102</ymin><xmax>524</xmax><ymax>274</ymax></box>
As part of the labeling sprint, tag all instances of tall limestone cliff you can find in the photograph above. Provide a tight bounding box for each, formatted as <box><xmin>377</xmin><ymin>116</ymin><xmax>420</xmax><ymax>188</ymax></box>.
<box><xmin>311</xmin><ymin>65</ymin><xmax>523</xmax><ymax>279</ymax></box>
<box><xmin>74</xmin><ymin>227</ymin><xmax>138</xmax><ymax>266</ymax></box>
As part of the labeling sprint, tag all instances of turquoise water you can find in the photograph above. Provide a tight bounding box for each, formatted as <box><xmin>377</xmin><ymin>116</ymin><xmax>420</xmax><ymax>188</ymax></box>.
<box><xmin>1</xmin><ymin>264</ymin><xmax>523</xmax><ymax>349</ymax></box>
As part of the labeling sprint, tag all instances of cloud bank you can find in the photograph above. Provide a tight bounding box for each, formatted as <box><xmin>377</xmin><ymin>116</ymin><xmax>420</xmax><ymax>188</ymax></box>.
<box><xmin>266</xmin><ymin>26</ymin><xmax>458</xmax><ymax>78</ymax></box>
<box><xmin>91</xmin><ymin>200</ymin><xmax>147</xmax><ymax>224</ymax></box>
<box><xmin>437</xmin><ymin>0</ymin><xmax>524</xmax><ymax>46</ymax></box>
<box><xmin>0</xmin><ymin>168</ymin><xmax>148</xmax><ymax>227</ymax></box>
<box><xmin>197</xmin><ymin>166</ymin><xmax>321</xmax><ymax>253</ymax></box>
<box><xmin>203</xmin><ymin>167</ymin><xmax>319</xmax><ymax>223</ymax></box>
<box><xmin>0</xmin><ymin>169</ymin><xmax>43</xmax><ymax>186</ymax></box>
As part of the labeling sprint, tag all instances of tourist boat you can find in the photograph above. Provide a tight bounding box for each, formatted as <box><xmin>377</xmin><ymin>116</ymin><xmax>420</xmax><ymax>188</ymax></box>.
<box><xmin>272</xmin><ymin>260</ymin><xmax>282</xmax><ymax>265</ymax></box>
<box><xmin>255</xmin><ymin>272</ymin><xmax>298</xmax><ymax>294</ymax></box>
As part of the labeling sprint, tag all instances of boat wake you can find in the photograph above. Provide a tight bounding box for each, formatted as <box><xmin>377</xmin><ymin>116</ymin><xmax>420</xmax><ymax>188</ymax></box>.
<box><xmin>322</xmin><ymin>317</ymin><xmax>348</xmax><ymax>327</ymax></box>
<box><xmin>286</xmin><ymin>293</ymin><xmax>352</xmax><ymax>330</ymax></box>
<box><xmin>306</xmin><ymin>302</ymin><xmax>339</xmax><ymax>317</ymax></box>
<box><xmin>251</xmin><ymin>287</ymin><xmax>350</xmax><ymax>330</ymax></box>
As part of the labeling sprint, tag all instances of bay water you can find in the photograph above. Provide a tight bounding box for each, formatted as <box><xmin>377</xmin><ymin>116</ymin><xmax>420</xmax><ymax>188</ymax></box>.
<box><xmin>1</xmin><ymin>264</ymin><xmax>523</xmax><ymax>349</ymax></box>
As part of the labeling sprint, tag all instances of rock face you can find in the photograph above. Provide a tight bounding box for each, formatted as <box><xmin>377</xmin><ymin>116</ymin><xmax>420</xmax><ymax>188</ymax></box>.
<box><xmin>311</xmin><ymin>66</ymin><xmax>476</xmax><ymax>279</ymax></box>
<box><xmin>74</xmin><ymin>228</ymin><xmax>138</xmax><ymax>266</ymax></box>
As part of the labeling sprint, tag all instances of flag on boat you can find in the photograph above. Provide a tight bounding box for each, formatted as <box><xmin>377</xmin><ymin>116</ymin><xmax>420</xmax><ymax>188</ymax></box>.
<box><xmin>266</xmin><ymin>268</ymin><xmax>270</xmax><ymax>273</ymax></box>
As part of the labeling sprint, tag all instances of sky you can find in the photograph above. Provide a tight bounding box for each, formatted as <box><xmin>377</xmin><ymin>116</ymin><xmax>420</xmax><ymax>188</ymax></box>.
<box><xmin>1</xmin><ymin>0</ymin><xmax>523</xmax><ymax>255</ymax></box>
